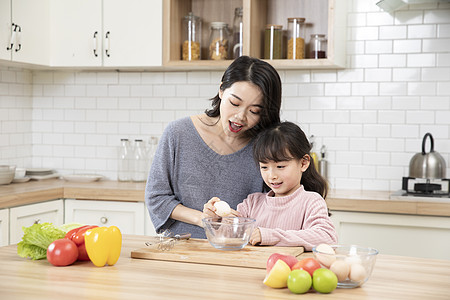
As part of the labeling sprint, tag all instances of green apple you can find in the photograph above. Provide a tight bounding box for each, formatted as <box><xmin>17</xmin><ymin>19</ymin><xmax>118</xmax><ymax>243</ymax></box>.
<box><xmin>312</xmin><ymin>268</ymin><xmax>338</xmax><ymax>294</ymax></box>
<box><xmin>287</xmin><ymin>269</ymin><xmax>312</xmax><ymax>294</ymax></box>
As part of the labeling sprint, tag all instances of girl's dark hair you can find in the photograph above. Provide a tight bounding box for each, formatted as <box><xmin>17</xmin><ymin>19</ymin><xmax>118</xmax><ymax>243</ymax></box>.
<box><xmin>253</xmin><ymin>121</ymin><xmax>329</xmax><ymax>199</ymax></box>
<box><xmin>205</xmin><ymin>56</ymin><xmax>282</xmax><ymax>139</ymax></box>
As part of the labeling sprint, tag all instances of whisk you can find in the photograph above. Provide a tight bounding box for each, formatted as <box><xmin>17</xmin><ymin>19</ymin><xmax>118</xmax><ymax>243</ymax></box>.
<box><xmin>145</xmin><ymin>229</ymin><xmax>191</xmax><ymax>251</ymax></box>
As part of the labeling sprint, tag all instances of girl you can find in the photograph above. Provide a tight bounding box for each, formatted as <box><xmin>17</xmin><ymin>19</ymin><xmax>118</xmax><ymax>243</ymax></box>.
<box><xmin>203</xmin><ymin>121</ymin><xmax>337</xmax><ymax>250</ymax></box>
<box><xmin>145</xmin><ymin>56</ymin><xmax>282</xmax><ymax>239</ymax></box>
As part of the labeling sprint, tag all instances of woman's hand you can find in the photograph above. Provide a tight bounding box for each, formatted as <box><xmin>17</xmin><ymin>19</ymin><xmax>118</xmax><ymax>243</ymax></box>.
<box><xmin>202</xmin><ymin>197</ymin><xmax>221</xmax><ymax>218</ymax></box>
<box><xmin>249</xmin><ymin>228</ymin><xmax>261</xmax><ymax>245</ymax></box>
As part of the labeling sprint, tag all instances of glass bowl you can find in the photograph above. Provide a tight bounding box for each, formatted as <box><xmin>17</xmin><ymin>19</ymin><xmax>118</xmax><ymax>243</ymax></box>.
<box><xmin>312</xmin><ymin>244</ymin><xmax>379</xmax><ymax>288</ymax></box>
<box><xmin>202</xmin><ymin>217</ymin><xmax>256</xmax><ymax>251</ymax></box>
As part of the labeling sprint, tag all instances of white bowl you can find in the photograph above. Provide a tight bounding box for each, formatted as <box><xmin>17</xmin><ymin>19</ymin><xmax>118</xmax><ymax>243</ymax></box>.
<box><xmin>0</xmin><ymin>165</ymin><xmax>15</xmax><ymax>185</ymax></box>
<box><xmin>14</xmin><ymin>167</ymin><xmax>26</xmax><ymax>179</ymax></box>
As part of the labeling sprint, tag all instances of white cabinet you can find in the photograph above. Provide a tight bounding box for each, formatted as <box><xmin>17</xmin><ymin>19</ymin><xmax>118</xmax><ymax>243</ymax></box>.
<box><xmin>331</xmin><ymin>211</ymin><xmax>450</xmax><ymax>260</ymax></box>
<box><xmin>9</xmin><ymin>199</ymin><xmax>64</xmax><ymax>245</ymax></box>
<box><xmin>50</xmin><ymin>0</ymin><xmax>163</xmax><ymax>67</ymax></box>
<box><xmin>0</xmin><ymin>0</ymin><xmax>50</xmax><ymax>64</ymax></box>
<box><xmin>0</xmin><ymin>208</ymin><xmax>8</xmax><ymax>247</ymax></box>
<box><xmin>65</xmin><ymin>199</ymin><xmax>155</xmax><ymax>235</ymax></box>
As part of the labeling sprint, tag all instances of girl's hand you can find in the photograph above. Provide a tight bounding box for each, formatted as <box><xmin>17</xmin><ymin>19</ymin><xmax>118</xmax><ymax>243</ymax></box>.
<box><xmin>249</xmin><ymin>228</ymin><xmax>261</xmax><ymax>245</ymax></box>
<box><xmin>202</xmin><ymin>197</ymin><xmax>221</xmax><ymax>218</ymax></box>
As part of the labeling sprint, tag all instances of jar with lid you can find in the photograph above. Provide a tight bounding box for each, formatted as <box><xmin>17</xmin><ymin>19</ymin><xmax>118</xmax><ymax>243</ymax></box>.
<box><xmin>181</xmin><ymin>12</ymin><xmax>202</xmax><ymax>61</ymax></box>
<box><xmin>209</xmin><ymin>22</ymin><xmax>229</xmax><ymax>60</ymax></box>
<box><xmin>287</xmin><ymin>17</ymin><xmax>305</xmax><ymax>59</ymax></box>
<box><xmin>264</xmin><ymin>24</ymin><xmax>283</xmax><ymax>60</ymax></box>
<box><xmin>310</xmin><ymin>34</ymin><xmax>327</xmax><ymax>59</ymax></box>
<box><xmin>132</xmin><ymin>139</ymin><xmax>148</xmax><ymax>182</ymax></box>
<box><xmin>231</xmin><ymin>7</ymin><xmax>243</xmax><ymax>59</ymax></box>
<box><xmin>118</xmin><ymin>138</ymin><xmax>132</xmax><ymax>181</ymax></box>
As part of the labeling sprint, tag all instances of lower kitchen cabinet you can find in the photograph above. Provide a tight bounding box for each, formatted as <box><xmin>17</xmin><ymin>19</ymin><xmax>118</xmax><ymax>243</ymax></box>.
<box><xmin>9</xmin><ymin>199</ymin><xmax>64</xmax><ymax>245</ymax></box>
<box><xmin>0</xmin><ymin>208</ymin><xmax>8</xmax><ymax>247</ymax></box>
<box><xmin>330</xmin><ymin>211</ymin><xmax>450</xmax><ymax>260</ymax></box>
<box><xmin>65</xmin><ymin>199</ymin><xmax>156</xmax><ymax>236</ymax></box>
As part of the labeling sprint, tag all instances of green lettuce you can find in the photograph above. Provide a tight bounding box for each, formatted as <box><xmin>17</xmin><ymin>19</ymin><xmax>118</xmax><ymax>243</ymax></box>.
<box><xmin>17</xmin><ymin>222</ymin><xmax>71</xmax><ymax>260</ymax></box>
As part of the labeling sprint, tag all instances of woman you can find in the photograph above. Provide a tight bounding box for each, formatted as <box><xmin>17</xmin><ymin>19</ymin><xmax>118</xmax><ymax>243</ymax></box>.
<box><xmin>145</xmin><ymin>56</ymin><xmax>282</xmax><ymax>238</ymax></box>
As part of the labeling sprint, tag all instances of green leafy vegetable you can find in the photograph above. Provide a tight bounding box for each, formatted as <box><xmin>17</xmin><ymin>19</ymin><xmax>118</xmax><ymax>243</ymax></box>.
<box><xmin>59</xmin><ymin>223</ymin><xmax>84</xmax><ymax>233</ymax></box>
<box><xmin>17</xmin><ymin>222</ymin><xmax>66</xmax><ymax>260</ymax></box>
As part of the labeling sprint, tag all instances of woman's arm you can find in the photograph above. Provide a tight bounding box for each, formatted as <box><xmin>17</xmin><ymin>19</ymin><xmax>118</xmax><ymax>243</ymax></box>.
<box><xmin>170</xmin><ymin>204</ymin><xmax>205</xmax><ymax>228</ymax></box>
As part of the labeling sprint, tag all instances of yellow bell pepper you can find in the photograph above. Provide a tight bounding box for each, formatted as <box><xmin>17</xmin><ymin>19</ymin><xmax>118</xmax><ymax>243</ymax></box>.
<box><xmin>84</xmin><ymin>226</ymin><xmax>122</xmax><ymax>267</ymax></box>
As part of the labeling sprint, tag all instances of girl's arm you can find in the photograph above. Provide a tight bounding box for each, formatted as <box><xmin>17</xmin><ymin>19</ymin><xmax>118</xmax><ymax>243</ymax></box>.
<box><xmin>258</xmin><ymin>200</ymin><xmax>337</xmax><ymax>251</ymax></box>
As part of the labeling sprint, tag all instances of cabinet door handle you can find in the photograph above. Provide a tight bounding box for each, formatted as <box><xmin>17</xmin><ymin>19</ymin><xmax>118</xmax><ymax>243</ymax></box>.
<box><xmin>34</xmin><ymin>219</ymin><xmax>40</xmax><ymax>224</ymax></box>
<box><xmin>14</xmin><ymin>24</ymin><xmax>21</xmax><ymax>52</ymax></box>
<box><xmin>93</xmin><ymin>31</ymin><xmax>98</xmax><ymax>57</ymax></box>
<box><xmin>6</xmin><ymin>23</ymin><xmax>17</xmax><ymax>51</ymax></box>
<box><xmin>100</xmin><ymin>216</ymin><xmax>108</xmax><ymax>224</ymax></box>
<box><xmin>105</xmin><ymin>31</ymin><xmax>110</xmax><ymax>57</ymax></box>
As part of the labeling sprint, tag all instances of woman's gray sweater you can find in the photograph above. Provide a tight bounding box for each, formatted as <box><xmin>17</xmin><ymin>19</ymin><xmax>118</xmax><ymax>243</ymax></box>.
<box><xmin>145</xmin><ymin>117</ymin><xmax>264</xmax><ymax>238</ymax></box>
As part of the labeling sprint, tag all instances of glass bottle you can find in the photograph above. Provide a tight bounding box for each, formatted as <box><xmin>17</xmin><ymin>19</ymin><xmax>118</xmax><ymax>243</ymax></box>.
<box><xmin>287</xmin><ymin>17</ymin><xmax>305</xmax><ymax>59</ymax></box>
<box><xmin>264</xmin><ymin>24</ymin><xmax>283</xmax><ymax>60</ymax></box>
<box><xmin>181</xmin><ymin>12</ymin><xmax>201</xmax><ymax>61</ymax></box>
<box><xmin>209</xmin><ymin>22</ymin><xmax>229</xmax><ymax>60</ymax></box>
<box><xmin>146</xmin><ymin>136</ymin><xmax>159</xmax><ymax>173</ymax></box>
<box><xmin>232</xmin><ymin>7</ymin><xmax>243</xmax><ymax>59</ymax></box>
<box><xmin>310</xmin><ymin>34</ymin><xmax>327</xmax><ymax>59</ymax></box>
<box><xmin>118</xmin><ymin>139</ymin><xmax>132</xmax><ymax>182</ymax></box>
<box><xmin>132</xmin><ymin>139</ymin><xmax>148</xmax><ymax>182</ymax></box>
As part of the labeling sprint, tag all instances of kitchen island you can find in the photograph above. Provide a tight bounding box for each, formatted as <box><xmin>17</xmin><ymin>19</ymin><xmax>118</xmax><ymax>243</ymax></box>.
<box><xmin>1</xmin><ymin>235</ymin><xmax>449</xmax><ymax>300</ymax></box>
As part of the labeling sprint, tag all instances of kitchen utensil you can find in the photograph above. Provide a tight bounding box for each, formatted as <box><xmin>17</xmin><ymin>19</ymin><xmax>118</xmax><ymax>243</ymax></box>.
<box><xmin>145</xmin><ymin>230</ymin><xmax>191</xmax><ymax>251</ymax></box>
<box><xmin>313</xmin><ymin>244</ymin><xmax>378</xmax><ymax>288</ymax></box>
<box><xmin>0</xmin><ymin>165</ymin><xmax>16</xmax><ymax>185</ymax></box>
<box><xmin>202</xmin><ymin>216</ymin><xmax>255</xmax><ymax>251</ymax></box>
<box><xmin>132</xmin><ymin>238</ymin><xmax>304</xmax><ymax>268</ymax></box>
<box><xmin>409</xmin><ymin>133</ymin><xmax>446</xmax><ymax>179</ymax></box>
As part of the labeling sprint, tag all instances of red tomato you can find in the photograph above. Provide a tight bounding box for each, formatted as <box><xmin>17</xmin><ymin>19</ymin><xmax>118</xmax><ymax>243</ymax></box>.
<box><xmin>292</xmin><ymin>257</ymin><xmax>321</xmax><ymax>277</ymax></box>
<box><xmin>47</xmin><ymin>238</ymin><xmax>78</xmax><ymax>266</ymax></box>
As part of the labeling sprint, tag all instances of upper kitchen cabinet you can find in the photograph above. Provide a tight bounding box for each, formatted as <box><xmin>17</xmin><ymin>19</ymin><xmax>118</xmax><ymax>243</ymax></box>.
<box><xmin>50</xmin><ymin>0</ymin><xmax>163</xmax><ymax>68</ymax></box>
<box><xmin>0</xmin><ymin>0</ymin><xmax>51</xmax><ymax>65</ymax></box>
<box><xmin>164</xmin><ymin>0</ymin><xmax>347</xmax><ymax>70</ymax></box>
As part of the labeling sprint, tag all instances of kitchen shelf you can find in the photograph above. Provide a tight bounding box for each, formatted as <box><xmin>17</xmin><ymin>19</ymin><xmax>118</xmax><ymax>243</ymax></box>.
<box><xmin>163</xmin><ymin>0</ymin><xmax>347</xmax><ymax>70</ymax></box>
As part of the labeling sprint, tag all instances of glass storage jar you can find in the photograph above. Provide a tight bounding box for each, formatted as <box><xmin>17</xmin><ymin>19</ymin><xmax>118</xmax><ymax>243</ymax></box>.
<box><xmin>287</xmin><ymin>17</ymin><xmax>305</xmax><ymax>59</ymax></box>
<box><xmin>209</xmin><ymin>22</ymin><xmax>229</xmax><ymax>60</ymax></box>
<box><xmin>181</xmin><ymin>12</ymin><xmax>202</xmax><ymax>61</ymax></box>
<box><xmin>264</xmin><ymin>24</ymin><xmax>283</xmax><ymax>60</ymax></box>
<box><xmin>231</xmin><ymin>7</ymin><xmax>243</xmax><ymax>59</ymax></box>
<box><xmin>310</xmin><ymin>34</ymin><xmax>327</xmax><ymax>59</ymax></box>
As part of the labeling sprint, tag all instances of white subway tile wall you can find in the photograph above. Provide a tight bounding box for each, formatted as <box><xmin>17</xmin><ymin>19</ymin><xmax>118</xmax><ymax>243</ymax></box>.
<box><xmin>1</xmin><ymin>1</ymin><xmax>449</xmax><ymax>191</ymax></box>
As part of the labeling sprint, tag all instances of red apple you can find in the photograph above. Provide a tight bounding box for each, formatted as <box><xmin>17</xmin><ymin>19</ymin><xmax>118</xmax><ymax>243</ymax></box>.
<box><xmin>266</xmin><ymin>253</ymin><xmax>299</xmax><ymax>273</ymax></box>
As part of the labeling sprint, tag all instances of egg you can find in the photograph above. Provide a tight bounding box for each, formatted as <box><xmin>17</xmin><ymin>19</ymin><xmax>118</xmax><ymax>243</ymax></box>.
<box><xmin>214</xmin><ymin>200</ymin><xmax>231</xmax><ymax>217</ymax></box>
<box><xmin>330</xmin><ymin>260</ymin><xmax>350</xmax><ymax>281</ymax></box>
<box><xmin>349</xmin><ymin>263</ymin><xmax>366</xmax><ymax>282</ymax></box>
<box><xmin>315</xmin><ymin>244</ymin><xmax>336</xmax><ymax>268</ymax></box>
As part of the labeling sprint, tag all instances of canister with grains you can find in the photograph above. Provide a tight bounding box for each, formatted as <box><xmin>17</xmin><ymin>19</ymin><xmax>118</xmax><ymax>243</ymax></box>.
<box><xmin>287</xmin><ymin>17</ymin><xmax>305</xmax><ymax>59</ymax></box>
<box><xmin>181</xmin><ymin>12</ymin><xmax>202</xmax><ymax>61</ymax></box>
<box><xmin>264</xmin><ymin>24</ymin><xmax>283</xmax><ymax>60</ymax></box>
<box><xmin>209</xmin><ymin>22</ymin><xmax>229</xmax><ymax>60</ymax></box>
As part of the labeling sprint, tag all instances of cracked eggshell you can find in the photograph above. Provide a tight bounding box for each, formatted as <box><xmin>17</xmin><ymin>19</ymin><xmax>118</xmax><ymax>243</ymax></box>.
<box><xmin>214</xmin><ymin>201</ymin><xmax>231</xmax><ymax>217</ymax></box>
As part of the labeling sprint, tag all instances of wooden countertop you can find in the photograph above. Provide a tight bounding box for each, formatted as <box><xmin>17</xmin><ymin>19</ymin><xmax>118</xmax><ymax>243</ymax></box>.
<box><xmin>1</xmin><ymin>179</ymin><xmax>449</xmax><ymax>216</ymax></box>
<box><xmin>0</xmin><ymin>235</ymin><xmax>449</xmax><ymax>300</ymax></box>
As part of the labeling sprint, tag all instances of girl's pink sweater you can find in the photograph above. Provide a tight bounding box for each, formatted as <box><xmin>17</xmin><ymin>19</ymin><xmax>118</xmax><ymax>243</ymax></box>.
<box><xmin>237</xmin><ymin>185</ymin><xmax>337</xmax><ymax>251</ymax></box>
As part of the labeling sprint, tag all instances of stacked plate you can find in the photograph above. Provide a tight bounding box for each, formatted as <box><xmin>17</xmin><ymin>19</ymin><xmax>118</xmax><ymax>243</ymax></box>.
<box><xmin>0</xmin><ymin>165</ymin><xmax>16</xmax><ymax>185</ymax></box>
<box><xmin>26</xmin><ymin>168</ymin><xmax>60</xmax><ymax>180</ymax></box>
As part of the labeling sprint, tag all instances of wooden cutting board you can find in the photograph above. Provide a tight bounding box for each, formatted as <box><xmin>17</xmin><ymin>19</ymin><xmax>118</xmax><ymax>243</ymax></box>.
<box><xmin>131</xmin><ymin>238</ymin><xmax>304</xmax><ymax>269</ymax></box>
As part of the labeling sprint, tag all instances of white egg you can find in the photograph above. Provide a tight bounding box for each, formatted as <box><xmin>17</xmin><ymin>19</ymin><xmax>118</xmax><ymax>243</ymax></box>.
<box><xmin>330</xmin><ymin>260</ymin><xmax>350</xmax><ymax>282</ymax></box>
<box><xmin>315</xmin><ymin>244</ymin><xmax>336</xmax><ymax>268</ymax></box>
<box><xmin>214</xmin><ymin>201</ymin><xmax>231</xmax><ymax>217</ymax></box>
<box><xmin>345</xmin><ymin>255</ymin><xmax>362</xmax><ymax>265</ymax></box>
<box><xmin>349</xmin><ymin>263</ymin><xmax>366</xmax><ymax>282</ymax></box>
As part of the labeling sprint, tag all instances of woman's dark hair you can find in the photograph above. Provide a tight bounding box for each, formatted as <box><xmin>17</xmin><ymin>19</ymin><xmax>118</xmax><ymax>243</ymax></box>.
<box><xmin>205</xmin><ymin>56</ymin><xmax>282</xmax><ymax>139</ymax></box>
<box><xmin>253</xmin><ymin>121</ymin><xmax>328</xmax><ymax>199</ymax></box>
